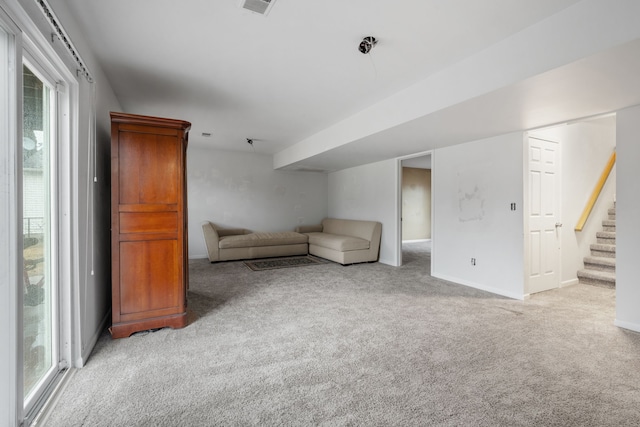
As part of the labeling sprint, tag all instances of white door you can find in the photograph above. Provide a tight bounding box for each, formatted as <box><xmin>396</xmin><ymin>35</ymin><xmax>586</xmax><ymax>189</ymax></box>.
<box><xmin>526</xmin><ymin>136</ymin><xmax>561</xmax><ymax>294</ymax></box>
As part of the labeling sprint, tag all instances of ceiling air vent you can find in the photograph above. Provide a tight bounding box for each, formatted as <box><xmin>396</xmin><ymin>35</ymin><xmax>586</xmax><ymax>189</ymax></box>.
<box><xmin>239</xmin><ymin>0</ymin><xmax>276</xmax><ymax>16</ymax></box>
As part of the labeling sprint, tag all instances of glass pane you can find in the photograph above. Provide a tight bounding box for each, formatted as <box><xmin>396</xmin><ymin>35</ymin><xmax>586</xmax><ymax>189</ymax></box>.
<box><xmin>22</xmin><ymin>64</ymin><xmax>54</xmax><ymax>400</ymax></box>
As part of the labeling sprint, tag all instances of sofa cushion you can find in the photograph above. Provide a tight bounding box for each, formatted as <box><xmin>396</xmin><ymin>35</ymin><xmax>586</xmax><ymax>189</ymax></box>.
<box><xmin>306</xmin><ymin>232</ymin><xmax>370</xmax><ymax>252</ymax></box>
<box><xmin>219</xmin><ymin>231</ymin><xmax>308</xmax><ymax>249</ymax></box>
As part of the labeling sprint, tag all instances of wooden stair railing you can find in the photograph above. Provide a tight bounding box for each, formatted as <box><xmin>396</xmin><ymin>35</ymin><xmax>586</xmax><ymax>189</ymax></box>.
<box><xmin>575</xmin><ymin>150</ymin><xmax>616</xmax><ymax>232</ymax></box>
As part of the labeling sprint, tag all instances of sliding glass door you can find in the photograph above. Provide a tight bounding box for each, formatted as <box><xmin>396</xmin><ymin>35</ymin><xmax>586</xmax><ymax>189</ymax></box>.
<box><xmin>1</xmin><ymin>3</ymin><xmax>76</xmax><ymax>423</ymax></box>
<box><xmin>22</xmin><ymin>61</ymin><xmax>60</xmax><ymax>413</ymax></box>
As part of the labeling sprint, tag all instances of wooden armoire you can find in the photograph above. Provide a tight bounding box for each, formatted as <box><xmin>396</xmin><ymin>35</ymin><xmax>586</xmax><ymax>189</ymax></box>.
<box><xmin>109</xmin><ymin>112</ymin><xmax>191</xmax><ymax>338</ymax></box>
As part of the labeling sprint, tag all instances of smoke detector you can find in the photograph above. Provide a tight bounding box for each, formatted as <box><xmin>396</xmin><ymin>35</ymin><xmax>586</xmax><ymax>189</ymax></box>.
<box><xmin>238</xmin><ymin>0</ymin><xmax>276</xmax><ymax>16</ymax></box>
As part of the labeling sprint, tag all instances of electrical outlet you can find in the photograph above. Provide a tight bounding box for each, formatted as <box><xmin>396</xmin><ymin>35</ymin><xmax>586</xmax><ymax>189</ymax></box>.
<box><xmin>471</xmin><ymin>258</ymin><xmax>476</xmax><ymax>266</ymax></box>
<box><xmin>511</xmin><ymin>202</ymin><xmax>516</xmax><ymax>211</ymax></box>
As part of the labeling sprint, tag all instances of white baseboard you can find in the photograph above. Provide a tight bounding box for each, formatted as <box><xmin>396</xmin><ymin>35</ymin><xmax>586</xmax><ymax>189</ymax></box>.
<box><xmin>614</xmin><ymin>319</ymin><xmax>640</xmax><ymax>334</ymax></box>
<box><xmin>379</xmin><ymin>256</ymin><xmax>398</xmax><ymax>267</ymax></box>
<box><xmin>189</xmin><ymin>253</ymin><xmax>208</xmax><ymax>260</ymax></box>
<box><xmin>431</xmin><ymin>273</ymin><xmax>525</xmax><ymax>301</ymax></box>
<box><xmin>561</xmin><ymin>278</ymin><xmax>579</xmax><ymax>288</ymax></box>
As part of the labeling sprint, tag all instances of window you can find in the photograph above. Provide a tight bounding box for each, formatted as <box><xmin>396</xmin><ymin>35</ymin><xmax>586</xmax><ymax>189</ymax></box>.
<box><xmin>22</xmin><ymin>61</ymin><xmax>60</xmax><ymax>412</ymax></box>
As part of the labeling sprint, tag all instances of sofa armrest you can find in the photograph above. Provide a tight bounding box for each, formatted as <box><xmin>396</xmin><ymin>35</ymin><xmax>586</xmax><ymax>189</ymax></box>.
<box><xmin>202</xmin><ymin>222</ymin><xmax>220</xmax><ymax>262</ymax></box>
<box><xmin>202</xmin><ymin>222</ymin><xmax>250</xmax><ymax>262</ymax></box>
<box><xmin>369</xmin><ymin>222</ymin><xmax>382</xmax><ymax>261</ymax></box>
<box><xmin>295</xmin><ymin>224</ymin><xmax>323</xmax><ymax>233</ymax></box>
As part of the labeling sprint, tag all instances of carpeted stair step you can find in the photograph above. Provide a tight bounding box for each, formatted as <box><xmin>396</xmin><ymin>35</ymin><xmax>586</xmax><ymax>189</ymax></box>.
<box><xmin>577</xmin><ymin>269</ymin><xmax>616</xmax><ymax>288</ymax></box>
<box><xmin>590</xmin><ymin>243</ymin><xmax>616</xmax><ymax>258</ymax></box>
<box><xmin>602</xmin><ymin>219</ymin><xmax>616</xmax><ymax>232</ymax></box>
<box><xmin>583</xmin><ymin>256</ymin><xmax>616</xmax><ymax>272</ymax></box>
<box><xmin>608</xmin><ymin>208</ymin><xmax>616</xmax><ymax>220</ymax></box>
<box><xmin>596</xmin><ymin>231</ymin><xmax>616</xmax><ymax>244</ymax></box>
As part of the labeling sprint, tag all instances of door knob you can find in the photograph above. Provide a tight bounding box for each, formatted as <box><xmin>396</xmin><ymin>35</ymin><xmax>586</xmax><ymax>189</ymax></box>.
<box><xmin>555</xmin><ymin>222</ymin><xmax>563</xmax><ymax>228</ymax></box>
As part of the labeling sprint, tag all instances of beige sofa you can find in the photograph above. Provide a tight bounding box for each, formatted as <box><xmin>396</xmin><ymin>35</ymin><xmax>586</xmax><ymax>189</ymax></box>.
<box><xmin>202</xmin><ymin>222</ymin><xmax>308</xmax><ymax>262</ymax></box>
<box><xmin>296</xmin><ymin>218</ymin><xmax>382</xmax><ymax>265</ymax></box>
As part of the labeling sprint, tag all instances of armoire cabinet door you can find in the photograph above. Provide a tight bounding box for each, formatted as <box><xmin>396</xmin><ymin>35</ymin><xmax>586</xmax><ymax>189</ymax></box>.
<box><xmin>118</xmin><ymin>239</ymin><xmax>180</xmax><ymax>320</ymax></box>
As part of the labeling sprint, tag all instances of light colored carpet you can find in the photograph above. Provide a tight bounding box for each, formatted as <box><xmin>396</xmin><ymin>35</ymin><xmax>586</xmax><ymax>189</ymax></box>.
<box><xmin>45</xmin><ymin>242</ymin><xmax>640</xmax><ymax>426</ymax></box>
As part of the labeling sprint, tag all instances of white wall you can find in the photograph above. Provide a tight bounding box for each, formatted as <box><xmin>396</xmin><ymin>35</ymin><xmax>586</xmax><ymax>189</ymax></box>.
<box><xmin>328</xmin><ymin>159</ymin><xmax>398</xmax><ymax>266</ymax></box>
<box><xmin>530</xmin><ymin>116</ymin><xmax>616</xmax><ymax>286</ymax></box>
<box><xmin>615</xmin><ymin>105</ymin><xmax>640</xmax><ymax>332</ymax></box>
<box><xmin>432</xmin><ymin>133</ymin><xmax>524</xmax><ymax>299</ymax></box>
<box><xmin>188</xmin><ymin>148</ymin><xmax>328</xmax><ymax>259</ymax></box>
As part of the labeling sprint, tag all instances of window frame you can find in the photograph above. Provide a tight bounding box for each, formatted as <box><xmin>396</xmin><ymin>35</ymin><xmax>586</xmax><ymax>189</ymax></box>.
<box><xmin>0</xmin><ymin>9</ymin><xmax>23</xmax><ymax>426</ymax></box>
<box><xmin>21</xmin><ymin>52</ymin><xmax>62</xmax><ymax>415</ymax></box>
<box><xmin>0</xmin><ymin>2</ymin><xmax>78</xmax><ymax>424</ymax></box>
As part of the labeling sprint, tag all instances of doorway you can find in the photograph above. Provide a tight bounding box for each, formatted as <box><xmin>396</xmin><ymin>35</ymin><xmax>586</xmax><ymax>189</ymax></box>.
<box><xmin>524</xmin><ymin>115</ymin><xmax>617</xmax><ymax>295</ymax></box>
<box><xmin>399</xmin><ymin>153</ymin><xmax>432</xmax><ymax>266</ymax></box>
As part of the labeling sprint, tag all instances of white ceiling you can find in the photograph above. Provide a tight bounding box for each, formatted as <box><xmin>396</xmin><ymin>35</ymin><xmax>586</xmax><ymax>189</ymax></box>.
<box><xmin>284</xmin><ymin>38</ymin><xmax>640</xmax><ymax>172</ymax></box>
<box><xmin>62</xmin><ymin>0</ymin><xmax>640</xmax><ymax>172</ymax></box>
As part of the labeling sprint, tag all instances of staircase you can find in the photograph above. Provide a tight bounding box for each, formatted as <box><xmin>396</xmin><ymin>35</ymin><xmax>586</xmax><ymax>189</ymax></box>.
<box><xmin>577</xmin><ymin>203</ymin><xmax>616</xmax><ymax>288</ymax></box>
